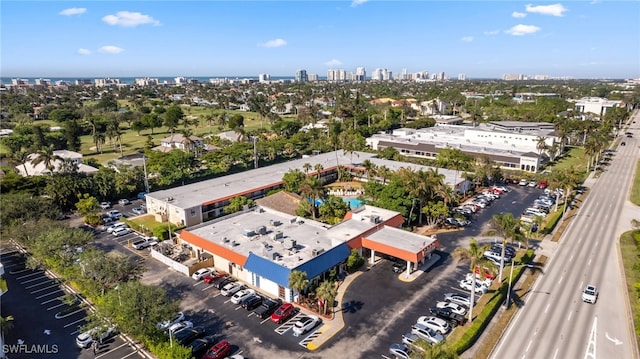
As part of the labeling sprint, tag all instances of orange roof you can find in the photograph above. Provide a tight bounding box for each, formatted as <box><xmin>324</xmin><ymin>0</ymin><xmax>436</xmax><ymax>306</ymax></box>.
<box><xmin>180</xmin><ymin>230</ymin><xmax>248</xmax><ymax>266</ymax></box>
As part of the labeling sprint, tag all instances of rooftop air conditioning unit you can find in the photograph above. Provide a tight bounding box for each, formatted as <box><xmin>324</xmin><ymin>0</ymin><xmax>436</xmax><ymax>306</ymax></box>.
<box><xmin>312</xmin><ymin>248</ymin><xmax>325</xmax><ymax>257</ymax></box>
<box><xmin>243</xmin><ymin>229</ymin><xmax>256</xmax><ymax>237</ymax></box>
<box><xmin>222</xmin><ymin>237</ymin><xmax>229</xmax><ymax>243</ymax></box>
<box><xmin>271</xmin><ymin>231</ymin><xmax>283</xmax><ymax>241</ymax></box>
<box><xmin>369</xmin><ymin>215</ymin><xmax>381</xmax><ymax>224</ymax></box>
<box><xmin>283</xmin><ymin>238</ymin><xmax>296</xmax><ymax>250</ymax></box>
<box><xmin>255</xmin><ymin>226</ymin><xmax>267</xmax><ymax>235</ymax></box>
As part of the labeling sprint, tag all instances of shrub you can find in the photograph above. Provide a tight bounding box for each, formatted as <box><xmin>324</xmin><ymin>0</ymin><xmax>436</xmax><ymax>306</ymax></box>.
<box><xmin>346</xmin><ymin>249</ymin><xmax>364</xmax><ymax>273</ymax></box>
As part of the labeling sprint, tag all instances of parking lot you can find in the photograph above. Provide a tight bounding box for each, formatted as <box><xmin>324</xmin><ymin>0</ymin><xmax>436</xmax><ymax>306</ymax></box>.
<box><xmin>0</xmin><ymin>250</ymin><xmax>144</xmax><ymax>359</ymax></box>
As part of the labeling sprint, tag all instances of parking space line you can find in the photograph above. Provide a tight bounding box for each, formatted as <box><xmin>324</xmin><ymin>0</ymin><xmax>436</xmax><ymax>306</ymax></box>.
<box><xmin>16</xmin><ymin>270</ymin><xmax>41</xmax><ymax>278</ymax></box>
<box><xmin>120</xmin><ymin>350</ymin><xmax>142</xmax><ymax>359</ymax></box>
<box><xmin>96</xmin><ymin>342</ymin><xmax>129</xmax><ymax>358</ymax></box>
<box><xmin>47</xmin><ymin>302</ymin><xmax>67</xmax><ymax>311</ymax></box>
<box><xmin>64</xmin><ymin>317</ymin><xmax>86</xmax><ymax>328</ymax></box>
<box><xmin>260</xmin><ymin>317</ymin><xmax>272</xmax><ymax>324</ymax></box>
<box><xmin>201</xmin><ymin>284</ymin><xmax>216</xmax><ymax>291</ymax></box>
<box><xmin>37</xmin><ymin>290</ymin><xmax>64</xmax><ymax>299</ymax></box>
<box><xmin>42</xmin><ymin>296</ymin><xmax>64</xmax><ymax>305</ymax></box>
<box><xmin>57</xmin><ymin>308</ymin><xmax>84</xmax><ymax>320</ymax></box>
<box><xmin>70</xmin><ymin>329</ymin><xmax>79</xmax><ymax>336</ymax></box>
<box><xmin>30</xmin><ymin>283</ymin><xmax>61</xmax><ymax>294</ymax></box>
<box><xmin>193</xmin><ymin>281</ymin><xmax>205</xmax><ymax>287</ymax></box>
<box><xmin>298</xmin><ymin>329</ymin><xmax>321</xmax><ymax>348</ymax></box>
<box><xmin>247</xmin><ymin>312</ymin><xmax>255</xmax><ymax>318</ymax></box>
<box><xmin>274</xmin><ymin>313</ymin><xmax>304</xmax><ymax>335</ymax></box>
<box><xmin>23</xmin><ymin>276</ymin><xmax>50</xmax><ymax>284</ymax></box>
<box><xmin>234</xmin><ymin>306</ymin><xmax>242</xmax><ymax>311</ymax></box>
<box><xmin>26</xmin><ymin>279</ymin><xmax>56</xmax><ymax>289</ymax></box>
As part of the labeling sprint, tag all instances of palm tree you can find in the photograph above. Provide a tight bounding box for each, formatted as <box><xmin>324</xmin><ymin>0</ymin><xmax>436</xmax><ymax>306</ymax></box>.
<box><xmin>536</xmin><ymin>136</ymin><xmax>549</xmax><ymax>157</ymax></box>
<box><xmin>288</xmin><ymin>270</ymin><xmax>309</xmax><ymax>303</ymax></box>
<box><xmin>397</xmin><ymin>167</ymin><xmax>420</xmax><ymax>224</ymax></box>
<box><xmin>180</xmin><ymin>128</ymin><xmax>195</xmax><ymax>153</ymax></box>
<box><xmin>377</xmin><ymin>165</ymin><xmax>391</xmax><ymax>184</ymax></box>
<box><xmin>30</xmin><ymin>145</ymin><xmax>61</xmax><ymax>175</ymax></box>
<box><xmin>411</xmin><ymin>341</ymin><xmax>459</xmax><ymax>359</ymax></box>
<box><xmin>314</xmin><ymin>163</ymin><xmax>324</xmax><ymax>179</ymax></box>
<box><xmin>0</xmin><ymin>315</ymin><xmax>14</xmax><ymax>346</ymax></box>
<box><xmin>453</xmin><ymin>238</ymin><xmax>495</xmax><ymax>322</ymax></box>
<box><xmin>491</xmin><ymin>212</ymin><xmax>520</xmax><ymax>281</ymax></box>
<box><xmin>10</xmin><ymin>150</ymin><xmax>30</xmax><ymax>176</ymax></box>
<box><xmin>315</xmin><ymin>280</ymin><xmax>337</xmax><ymax>316</ymax></box>
<box><xmin>300</xmin><ymin>176</ymin><xmax>326</xmax><ymax>220</ymax></box>
<box><xmin>303</xmin><ymin>163</ymin><xmax>312</xmax><ymax>175</ymax></box>
<box><xmin>362</xmin><ymin>159</ymin><xmax>377</xmax><ymax>182</ymax></box>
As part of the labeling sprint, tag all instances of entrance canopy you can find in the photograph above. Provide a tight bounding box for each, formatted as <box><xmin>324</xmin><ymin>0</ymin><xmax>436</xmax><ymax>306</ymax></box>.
<box><xmin>362</xmin><ymin>226</ymin><xmax>439</xmax><ymax>263</ymax></box>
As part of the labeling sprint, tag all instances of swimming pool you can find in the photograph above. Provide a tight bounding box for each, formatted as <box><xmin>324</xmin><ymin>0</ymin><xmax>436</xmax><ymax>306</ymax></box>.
<box><xmin>314</xmin><ymin>197</ymin><xmax>363</xmax><ymax>208</ymax></box>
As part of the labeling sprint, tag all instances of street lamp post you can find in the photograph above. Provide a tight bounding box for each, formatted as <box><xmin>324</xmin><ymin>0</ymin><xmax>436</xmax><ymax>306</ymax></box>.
<box><xmin>505</xmin><ymin>258</ymin><xmax>515</xmax><ymax>308</ymax></box>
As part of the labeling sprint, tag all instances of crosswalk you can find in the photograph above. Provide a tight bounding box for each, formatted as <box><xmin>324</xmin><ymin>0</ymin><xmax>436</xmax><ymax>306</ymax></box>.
<box><xmin>298</xmin><ymin>329</ymin><xmax>321</xmax><ymax>348</ymax></box>
<box><xmin>274</xmin><ymin>312</ymin><xmax>304</xmax><ymax>335</ymax></box>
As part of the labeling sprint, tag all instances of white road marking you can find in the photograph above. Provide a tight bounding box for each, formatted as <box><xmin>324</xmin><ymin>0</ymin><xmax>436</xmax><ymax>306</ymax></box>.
<box><xmin>23</xmin><ymin>276</ymin><xmax>49</xmax><ymax>284</ymax></box>
<box><xmin>545</xmin><ymin>303</ymin><xmax>550</xmax><ymax>314</ymax></box>
<box><xmin>553</xmin><ymin>348</ymin><xmax>559</xmax><ymax>359</ymax></box>
<box><xmin>588</xmin><ymin>258</ymin><xmax>592</xmax><ymax>266</ymax></box>
<box><xmin>30</xmin><ymin>284</ymin><xmax>60</xmax><ymax>294</ymax></box>
<box><xmin>36</xmin><ymin>290</ymin><xmax>63</xmax><ymax>299</ymax></box>
<box><xmin>202</xmin><ymin>284</ymin><xmax>215</xmax><ymax>291</ymax></box>
<box><xmin>569</xmin><ymin>255</ymin><xmax>574</xmax><ymax>262</ymax></box>
<box><xmin>584</xmin><ymin>317</ymin><xmax>597</xmax><ymax>359</ymax></box>
<box><xmin>95</xmin><ymin>343</ymin><xmax>129</xmax><ymax>359</ymax></box>
<box><xmin>17</xmin><ymin>271</ymin><xmax>42</xmax><ymax>280</ymax></box>
<box><xmin>558</xmin><ymin>275</ymin><xmax>564</xmax><ymax>284</ymax></box>
<box><xmin>64</xmin><ymin>317</ymin><xmax>86</xmax><ymax>328</ymax></box>
<box><xmin>567</xmin><ymin>311</ymin><xmax>572</xmax><ymax>321</ymax></box>
<box><xmin>525</xmin><ymin>340</ymin><xmax>532</xmax><ymax>352</ymax></box>
<box><xmin>41</xmin><ymin>296</ymin><xmax>64</xmax><ymax>304</ymax></box>
<box><xmin>47</xmin><ymin>303</ymin><xmax>66</xmax><ymax>311</ymax></box>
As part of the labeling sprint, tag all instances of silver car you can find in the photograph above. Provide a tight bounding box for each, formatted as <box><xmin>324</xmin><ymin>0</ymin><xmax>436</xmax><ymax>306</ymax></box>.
<box><xmin>411</xmin><ymin>323</ymin><xmax>444</xmax><ymax>344</ymax></box>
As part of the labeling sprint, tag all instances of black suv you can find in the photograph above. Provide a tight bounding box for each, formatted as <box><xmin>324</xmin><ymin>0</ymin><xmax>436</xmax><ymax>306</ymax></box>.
<box><xmin>212</xmin><ymin>276</ymin><xmax>233</xmax><ymax>290</ymax></box>
<box><xmin>240</xmin><ymin>294</ymin><xmax>263</xmax><ymax>310</ymax></box>
<box><xmin>173</xmin><ymin>327</ymin><xmax>205</xmax><ymax>346</ymax></box>
<box><xmin>253</xmin><ymin>298</ymin><xmax>282</xmax><ymax>319</ymax></box>
<box><xmin>429</xmin><ymin>307</ymin><xmax>467</xmax><ymax>327</ymax></box>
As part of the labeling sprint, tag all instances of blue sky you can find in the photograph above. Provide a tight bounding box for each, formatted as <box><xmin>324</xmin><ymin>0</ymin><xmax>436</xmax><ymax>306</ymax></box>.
<box><xmin>2</xmin><ymin>1</ymin><xmax>639</xmax><ymax>79</ymax></box>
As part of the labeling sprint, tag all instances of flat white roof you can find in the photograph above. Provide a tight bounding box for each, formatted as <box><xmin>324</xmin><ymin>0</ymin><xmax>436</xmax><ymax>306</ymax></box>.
<box><xmin>186</xmin><ymin>205</ymin><xmax>399</xmax><ymax>269</ymax></box>
<box><xmin>366</xmin><ymin>226</ymin><xmax>437</xmax><ymax>253</ymax></box>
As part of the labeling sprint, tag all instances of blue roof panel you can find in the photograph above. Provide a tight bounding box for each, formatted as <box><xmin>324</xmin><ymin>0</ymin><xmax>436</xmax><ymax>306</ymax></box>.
<box><xmin>244</xmin><ymin>253</ymin><xmax>291</xmax><ymax>287</ymax></box>
<box><xmin>294</xmin><ymin>242</ymin><xmax>351</xmax><ymax>280</ymax></box>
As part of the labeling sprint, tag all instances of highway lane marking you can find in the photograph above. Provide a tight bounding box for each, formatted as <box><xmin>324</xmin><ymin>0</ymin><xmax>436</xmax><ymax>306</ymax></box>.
<box><xmin>553</xmin><ymin>348</ymin><xmax>559</xmax><ymax>359</ymax></box>
<box><xmin>588</xmin><ymin>257</ymin><xmax>592</xmax><ymax>266</ymax></box>
<box><xmin>567</xmin><ymin>311</ymin><xmax>572</xmax><ymax>321</ymax></box>
<box><xmin>558</xmin><ymin>275</ymin><xmax>564</xmax><ymax>284</ymax></box>
<box><xmin>545</xmin><ymin>303</ymin><xmax>550</xmax><ymax>314</ymax></box>
<box><xmin>525</xmin><ymin>340</ymin><xmax>532</xmax><ymax>352</ymax></box>
<box><xmin>569</xmin><ymin>254</ymin><xmax>574</xmax><ymax>262</ymax></box>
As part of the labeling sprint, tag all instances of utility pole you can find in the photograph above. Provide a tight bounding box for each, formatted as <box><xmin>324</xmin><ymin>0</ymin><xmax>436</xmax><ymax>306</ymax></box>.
<box><xmin>252</xmin><ymin>136</ymin><xmax>258</xmax><ymax>169</ymax></box>
<box><xmin>142</xmin><ymin>154</ymin><xmax>149</xmax><ymax>194</ymax></box>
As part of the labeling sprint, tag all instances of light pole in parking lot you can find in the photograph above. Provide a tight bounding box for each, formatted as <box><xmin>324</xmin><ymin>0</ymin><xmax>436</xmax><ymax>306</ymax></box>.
<box><xmin>505</xmin><ymin>259</ymin><xmax>515</xmax><ymax>308</ymax></box>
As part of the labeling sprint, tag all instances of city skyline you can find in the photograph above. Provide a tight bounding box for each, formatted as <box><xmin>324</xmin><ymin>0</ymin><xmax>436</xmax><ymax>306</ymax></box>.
<box><xmin>2</xmin><ymin>1</ymin><xmax>639</xmax><ymax>79</ymax></box>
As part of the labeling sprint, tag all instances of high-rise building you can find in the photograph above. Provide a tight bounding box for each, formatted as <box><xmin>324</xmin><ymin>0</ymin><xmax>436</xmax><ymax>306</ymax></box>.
<box><xmin>371</xmin><ymin>68</ymin><xmax>392</xmax><ymax>81</ymax></box>
<box><xmin>327</xmin><ymin>69</ymin><xmax>346</xmax><ymax>82</ymax></box>
<box><xmin>355</xmin><ymin>67</ymin><xmax>366</xmax><ymax>81</ymax></box>
<box><xmin>258</xmin><ymin>74</ymin><xmax>271</xmax><ymax>83</ymax></box>
<box><xmin>458</xmin><ymin>73</ymin><xmax>466</xmax><ymax>81</ymax></box>
<box><xmin>307</xmin><ymin>73</ymin><xmax>319</xmax><ymax>82</ymax></box>
<box><xmin>295</xmin><ymin>69</ymin><xmax>308</xmax><ymax>83</ymax></box>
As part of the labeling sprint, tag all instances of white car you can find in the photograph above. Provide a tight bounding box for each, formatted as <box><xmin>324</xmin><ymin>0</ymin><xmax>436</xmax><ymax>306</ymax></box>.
<box><xmin>411</xmin><ymin>323</ymin><xmax>444</xmax><ymax>344</ymax></box>
<box><xmin>230</xmin><ymin>288</ymin><xmax>255</xmax><ymax>304</ymax></box>
<box><xmin>444</xmin><ymin>292</ymin><xmax>473</xmax><ymax>308</ymax></box>
<box><xmin>460</xmin><ymin>278</ymin><xmax>488</xmax><ymax>294</ymax></box>
<box><xmin>107</xmin><ymin>210</ymin><xmax>123</xmax><ymax>219</ymax></box>
<box><xmin>118</xmin><ymin>199</ymin><xmax>130</xmax><ymax>206</ymax></box>
<box><xmin>519</xmin><ymin>179</ymin><xmax>529</xmax><ymax>186</ymax></box>
<box><xmin>192</xmin><ymin>268</ymin><xmax>213</xmax><ymax>280</ymax></box>
<box><xmin>112</xmin><ymin>227</ymin><xmax>132</xmax><ymax>237</ymax></box>
<box><xmin>132</xmin><ymin>236</ymin><xmax>158</xmax><ymax>250</ymax></box>
<box><xmin>292</xmin><ymin>315</ymin><xmax>320</xmax><ymax>335</ymax></box>
<box><xmin>76</xmin><ymin>325</ymin><xmax>117</xmax><ymax>348</ymax></box>
<box><xmin>99</xmin><ymin>202</ymin><xmax>111</xmax><ymax>209</ymax></box>
<box><xmin>416</xmin><ymin>316</ymin><xmax>451</xmax><ymax>334</ymax></box>
<box><xmin>132</xmin><ymin>207</ymin><xmax>145</xmax><ymax>215</ymax></box>
<box><xmin>157</xmin><ymin>312</ymin><xmax>185</xmax><ymax>330</ymax></box>
<box><xmin>220</xmin><ymin>282</ymin><xmax>244</xmax><ymax>297</ymax></box>
<box><xmin>582</xmin><ymin>284</ymin><xmax>598</xmax><ymax>304</ymax></box>
<box><xmin>435</xmin><ymin>301</ymin><xmax>467</xmax><ymax>315</ymax></box>
<box><xmin>465</xmin><ymin>273</ymin><xmax>492</xmax><ymax>288</ymax></box>
<box><xmin>168</xmin><ymin>320</ymin><xmax>193</xmax><ymax>334</ymax></box>
<box><xmin>105</xmin><ymin>222</ymin><xmax>127</xmax><ymax>233</ymax></box>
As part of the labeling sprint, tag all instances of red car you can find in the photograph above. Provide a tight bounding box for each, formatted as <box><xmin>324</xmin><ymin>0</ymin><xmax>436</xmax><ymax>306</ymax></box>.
<box><xmin>270</xmin><ymin>303</ymin><xmax>295</xmax><ymax>324</ymax></box>
<box><xmin>201</xmin><ymin>340</ymin><xmax>231</xmax><ymax>359</ymax></box>
<box><xmin>203</xmin><ymin>272</ymin><xmax>227</xmax><ymax>284</ymax></box>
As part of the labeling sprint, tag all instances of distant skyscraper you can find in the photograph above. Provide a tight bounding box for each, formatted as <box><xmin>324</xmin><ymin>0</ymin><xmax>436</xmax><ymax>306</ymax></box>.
<box><xmin>327</xmin><ymin>69</ymin><xmax>346</xmax><ymax>82</ymax></box>
<box><xmin>355</xmin><ymin>67</ymin><xmax>366</xmax><ymax>81</ymax></box>
<box><xmin>295</xmin><ymin>69</ymin><xmax>308</xmax><ymax>83</ymax></box>
<box><xmin>458</xmin><ymin>73</ymin><xmax>466</xmax><ymax>81</ymax></box>
<box><xmin>258</xmin><ymin>73</ymin><xmax>271</xmax><ymax>82</ymax></box>
<box><xmin>371</xmin><ymin>68</ymin><xmax>392</xmax><ymax>81</ymax></box>
<box><xmin>307</xmin><ymin>73</ymin><xmax>319</xmax><ymax>82</ymax></box>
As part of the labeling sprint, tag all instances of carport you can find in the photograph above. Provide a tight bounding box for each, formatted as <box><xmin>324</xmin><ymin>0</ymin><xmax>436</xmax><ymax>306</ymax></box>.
<box><xmin>361</xmin><ymin>226</ymin><xmax>439</xmax><ymax>277</ymax></box>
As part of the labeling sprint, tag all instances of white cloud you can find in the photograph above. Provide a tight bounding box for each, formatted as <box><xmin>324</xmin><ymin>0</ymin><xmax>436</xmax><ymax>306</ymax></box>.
<box><xmin>505</xmin><ymin>24</ymin><xmax>541</xmax><ymax>36</ymax></box>
<box><xmin>325</xmin><ymin>59</ymin><xmax>342</xmax><ymax>67</ymax></box>
<box><xmin>102</xmin><ymin>11</ymin><xmax>160</xmax><ymax>27</ymax></box>
<box><xmin>461</xmin><ymin>36</ymin><xmax>474</xmax><ymax>42</ymax></box>
<box><xmin>98</xmin><ymin>45</ymin><xmax>124</xmax><ymax>54</ymax></box>
<box><xmin>525</xmin><ymin>3</ymin><xmax>568</xmax><ymax>17</ymax></box>
<box><xmin>260</xmin><ymin>38</ymin><xmax>287</xmax><ymax>48</ymax></box>
<box><xmin>484</xmin><ymin>30</ymin><xmax>500</xmax><ymax>36</ymax></box>
<box><xmin>512</xmin><ymin>11</ymin><xmax>527</xmax><ymax>18</ymax></box>
<box><xmin>59</xmin><ymin>7</ymin><xmax>86</xmax><ymax>16</ymax></box>
<box><xmin>351</xmin><ymin>0</ymin><xmax>368</xmax><ymax>7</ymax></box>
<box><xmin>77</xmin><ymin>48</ymin><xmax>91</xmax><ymax>55</ymax></box>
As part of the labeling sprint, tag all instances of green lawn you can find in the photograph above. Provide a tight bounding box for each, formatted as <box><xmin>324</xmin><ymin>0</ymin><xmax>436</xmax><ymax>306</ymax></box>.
<box><xmin>620</xmin><ymin>230</ymin><xmax>640</xmax><ymax>349</ymax></box>
<box><xmin>631</xmin><ymin>159</ymin><xmax>640</xmax><ymax>206</ymax></box>
<box><xmin>545</xmin><ymin>146</ymin><xmax>588</xmax><ymax>181</ymax></box>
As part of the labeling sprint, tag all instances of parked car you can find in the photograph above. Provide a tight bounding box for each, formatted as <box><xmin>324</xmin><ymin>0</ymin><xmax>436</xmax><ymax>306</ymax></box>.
<box><xmin>112</xmin><ymin>227</ymin><xmax>132</xmax><ymax>237</ymax></box>
<box><xmin>519</xmin><ymin>179</ymin><xmax>529</xmax><ymax>186</ymax></box>
<box><xmin>137</xmin><ymin>192</ymin><xmax>148</xmax><ymax>200</ymax></box>
<box><xmin>271</xmin><ymin>303</ymin><xmax>295</xmax><ymax>324</ymax></box>
<box><xmin>76</xmin><ymin>325</ymin><xmax>117</xmax><ymax>348</ymax></box>
<box><xmin>444</xmin><ymin>292</ymin><xmax>473</xmax><ymax>308</ymax></box>
<box><xmin>118</xmin><ymin>199</ymin><xmax>130</xmax><ymax>206</ymax></box>
<box><xmin>429</xmin><ymin>306</ymin><xmax>467</xmax><ymax>326</ymax></box>
<box><xmin>240</xmin><ymin>294</ymin><xmax>263</xmax><ymax>311</ymax></box>
<box><xmin>202</xmin><ymin>340</ymin><xmax>232</xmax><ymax>359</ymax></box>
<box><xmin>392</xmin><ymin>260</ymin><xmax>406</xmax><ymax>273</ymax></box>
<box><xmin>220</xmin><ymin>282</ymin><xmax>244</xmax><ymax>297</ymax></box>
<box><xmin>187</xmin><ymin>337</ymin><xmax>214</xmax><ymax>357</ymax></box>
<box><xmin>132</xmin><ymin>236</ymin><xmax>158</xmax><ymax>250</ymax></box>
<box><xmin>168</xmin><ymin>320</ymin><xmax>193</xmax><ymax>334</ymax></box>
<box><xmin>465</xmin><ymin>273</ymin><xmax>492</xmax><ymax>288</ymax></box>
<box><xmin>105</xmin><ymin>222</ymin><xmax>127</xmax><ymax>233</ymax></box>
<box><xmin>173</xmin><ymin>327</ymin><xmax>205</xmax><ymax>346</ymax></box>
<box><xmin>132</xmin><ymin>207</ymin><xmax>145</xmax><ymax>215</ymax></box>
<box><xmin>212</xmin><ymin>276</ymin><xmax>233</xmax><ymax>290</ymax></box>
<box><xmin>99</xmin><ymin>201</ymin><xmax>111</xmax><ymax>209</ymax></box>
<box><xmin>582</xmin><ymin>284</ymin><xmax>598</xmax><ymax>304</ymax></box>
<box><xmin>435</xmin><ymin>301</ymin><xmax>467</xmax><ymax>315</ymax></box>
<box><xmin>460</xmin><ymin>278</ymin><xmax>488</xmax><ymax>294</ymax></box>
<box><xmin>107</xmin><ymin>210</ymin><xmax>123</xmax><ymax>219</ymax></box>
<box><xmin>253</xmin><ymin>298</ymin><xmax>282</xmax><ymax>319</ymax></box>
<box><xmin>192</xmin><ymin>268</ymin><xmax>214</xmax><ymax>280</ymax></box>
<box><xmin>527</xmin><ymin>181</ymin><xmax>537</xmax><ymax>187</ymax></box>
<box><xmin>416</xmin><ymin>316</ymin><xmax>451</xmax><ymax>334</ymax></box>
<box><xmin>203</xmin><ymin>272</ymin><xmax>227</xmax><ymax>284</ymax></box>
<box><xmin>230</xmin><ymin>288</ymin><xmax>255</xmax><ymax>305</ymax></box>
<box><xmin>411</xmin><ymin>322</ymin><xmax>445</xmax><ymax>344</ymax></box>
<box><xmin>621</xmin><ymin>141</ymin><xmax>626</xmax><ymax>146</ymax></box>
<box><xmin>157</xmin><ymin>312</ymin><xmax>185</xmax><ymax>331</ymax></box>
<box><xmin>389</xmin><ymin>343</ymin><xmax>411</xmax><ymax>359</ymax></box>
<box><xmin>292</xmin><ymin>315</ymin><xmax>320</xmax><ymax>335</ymax></box>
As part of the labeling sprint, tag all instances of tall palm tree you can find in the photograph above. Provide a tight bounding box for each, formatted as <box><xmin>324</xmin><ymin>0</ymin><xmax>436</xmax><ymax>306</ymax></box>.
<box><xmin>536</xmin><ymin>136</ymin><xmax>549</xmax><ymax>157</ymax></box>
<box><xmin>453</xmin><ymin>239</ymin><xmax>495</xmax><ymax>323</ymax></box>
<box><xmin>303</xmin><ymin>163</ymin><xmax>312</xmax><ymax>175</ymax></box>
<box><xmin>300</xmin><ymin>176</ymin><xmax>326</xmax><ymax>220</ymax></box>
<box><xmin>0</xmin><ymin>315</ymin><xmax>14</xmax><ymax>346</ymax></box>
<box><xmin>491</xmin><ymin>212</ymin><xmax>520</xmax><ymax>281</ymax></box>
<box><xmin>397</xmin><ymin>167</ymin><xmax>420</xmax><ymax>224</ymax></box>
<box><xmin>180</xmin><ymin>128</ymin><xmax>195</xmax><ymax>153</ymax></box>
<box><xmin>314</xmin><ymin>163</ymin><xmax>324</xmax><ymax>179</ymax></box>
<box><xmin>362</xmin><ymin>159</ymin><xmax>377</xmax><ymax>182</ymax></box>
<box><xmin>30</xmin><ymin>145</ymin><xmax>61</xmax><ymax>175</ymax></box>
<box><xmin>288</xmin><ymin>270</ymin><xmax>309</xmax><ymax>303</ymax></box>
<box><xmin>10</xmin><ymin>150</ymin><xmax>30</xmax><ymax>176</ymax></box>
<box><xmin>315</xmin><ymin>280</ymin><xmax>337</xmax><ymax>316</ymax></box>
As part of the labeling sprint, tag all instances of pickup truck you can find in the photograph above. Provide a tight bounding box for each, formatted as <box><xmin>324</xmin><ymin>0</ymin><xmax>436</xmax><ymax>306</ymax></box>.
<box><xmin>132</xmin><ymin>236</ymin><xmax>159</xmax><ymax>250</ymax></box>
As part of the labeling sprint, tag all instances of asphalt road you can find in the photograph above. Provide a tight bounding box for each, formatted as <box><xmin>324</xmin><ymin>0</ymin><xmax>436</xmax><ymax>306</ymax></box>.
<box><xmin>491</xmin><ymin>117</ymin><xmax>639</xmax><ymax>359</ymax></box>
